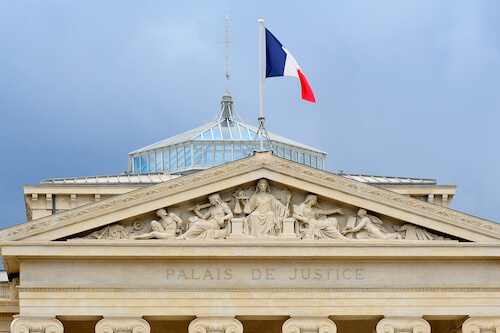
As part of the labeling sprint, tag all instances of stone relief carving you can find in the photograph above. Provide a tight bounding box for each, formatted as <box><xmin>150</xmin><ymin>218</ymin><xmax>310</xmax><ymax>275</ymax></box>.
<box><xmin>342</xmin><ymin>209</ymin><xmax>402</xmax><ymax>240</ymax></box>
<box><xmin>188</xmin><ymin>316</ymin><xmax>243</xmax><ymax>333</ymax></box>
<box><xmin>74</xmin><ymin>179</ymin><xmax>453</xmax><ymax>242</ymax></box>
<box><xmin>84</xmin><ymin>220</ymin><xmax>144</xmax><ymax>240</ymax></box>
<box><xmin>376</xmin><ymin>316</ymin><xmax>431</xmax><ymax>333</ymax></box>
<box><xmin>282</xmin><ymin>316</ymin><xmax>337</xmax><ymax>333</ymax></box>
<box><xmin>11</xmin><ymin>316</ymin><xmax>64</xmax><ymax>333</ymax></box>
<box><xmin>462</xmin><ymin>317</ymin><xmax>500</xmax><ymax>333</ymax></box>
<box><xmin>177</xmin><ymin>193</ymin><xmax>233</xmax><ymax>240</ymax></box>
<box><xmin>243</xmin><ymin>178</ymin><xmax>291</xmax><ymax>237</ymax></box>
<box><xmin>393</xmin><ymin>223</ymin><xmax>445</xmax><ymax>240</ymax></box>
<box><xmin>293</xmin><ymin>194</ymin><xmax>346</xmax><ymax>240</ymax></box>
<box><xmin>95</xmin><ymin>316</ymin><xmax>150</xmax><ymax>333</ymax></box>
<box><xmin>132</xmin><ymin>208</ymin><xmax>182</xmax><ymax>240</ymax></box>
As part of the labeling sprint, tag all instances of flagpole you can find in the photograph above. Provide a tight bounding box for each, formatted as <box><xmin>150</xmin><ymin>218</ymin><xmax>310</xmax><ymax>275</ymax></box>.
<box><xmin>258</xmin><ymin>19</ymin><xmax>264</xmax><ymax>151</ymax></box>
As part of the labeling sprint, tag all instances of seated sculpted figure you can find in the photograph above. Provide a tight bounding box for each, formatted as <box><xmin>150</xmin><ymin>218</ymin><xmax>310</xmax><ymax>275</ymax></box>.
<box><xmin>342</xmin><ymin>209</ymin><xmax>402</xmax><ymax>240</ymax></box>
<box><xmin>132</xmin><ymin>208</ymin><xmax>182</xmax><ymax>240</ymax></box>
<box><xmin>243</xmin><ymin>179</ymin><xmax>289</xmax><ymax>237</ymax></box>
<box><xmin>177</xmin><ymin>193</ymin><xmax>233</xmax><ymax>240</ymax></box>
<box><xmin>293</xmin><ymin>194</ymin><xmax>347</xmax><ymax>240</ymax></box>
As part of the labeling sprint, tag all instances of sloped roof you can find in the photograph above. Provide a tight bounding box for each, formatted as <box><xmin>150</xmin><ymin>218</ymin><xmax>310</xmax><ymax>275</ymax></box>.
<box><xmin>129</xmin><ymin>118</ymin><xmax>326</xmax><ymax>155</ymax></box>
<box><xmin>40</xmin><ymin>172</ymin><xmax>438</xmax><ymax>187</ymax></box>
<box><xmin>40</xmin><ymin>173</ymin><xmax>180</xmax><ymax>185</ymax></box>
<box><xmin>340</xmin><ymin>174</ymin><xmax>437</xmax><ymax>185</ymax></box>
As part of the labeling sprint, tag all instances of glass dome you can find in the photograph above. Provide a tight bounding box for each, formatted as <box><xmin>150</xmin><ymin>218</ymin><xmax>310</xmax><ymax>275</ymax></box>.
<box><xmin>128</xmin><ymin>92</ymin><xmax>326</xmax><ymax>175</ymax></box>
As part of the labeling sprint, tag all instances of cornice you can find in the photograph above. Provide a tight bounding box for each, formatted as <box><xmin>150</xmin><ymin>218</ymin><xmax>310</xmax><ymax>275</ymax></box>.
<box><xmin>17</xmin><ymin>286</ymin><xmax>500</xmax><ymax>293</ymax></box>
<box><xmin>266</xmin><ymin>158</ymin><xmax>500</xmax><ymax>239</ymax></box>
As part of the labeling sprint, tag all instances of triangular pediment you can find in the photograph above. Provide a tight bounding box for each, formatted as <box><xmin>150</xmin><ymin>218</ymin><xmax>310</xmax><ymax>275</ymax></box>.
<box><xmin>1</xmin><ymin>152</ymin><xmax>499</xmax><ymax>242</ymax></box>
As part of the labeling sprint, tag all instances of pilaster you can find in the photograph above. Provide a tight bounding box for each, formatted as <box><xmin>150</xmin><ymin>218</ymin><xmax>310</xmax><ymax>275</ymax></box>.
<box><xmin>462</xmin><ymin>317</ymin><xmax>500</xmax><ymax>333</ymax></box>
<box><xmin>188</xmin><ymin>316</ymin><xmax>243</xmax><ymax>333</ymax></box>
<box><xmin>95</xmin><ymin>316</ymin><xmax>150</xmax><ymax>333</ymax></box>
<box><xmin>282</xmin><ymin>316</ymin><xmax>336</xmax><ymax>333</ymax></box>
<box><xmin>376</xmin><ymin>316</ymin><xmax>431</xmax><ymax>333</ymax></box>
<box><xmin>11</xmin><ymin>316</ymin><xmax>63</xmax><ymax>333</ymax></box>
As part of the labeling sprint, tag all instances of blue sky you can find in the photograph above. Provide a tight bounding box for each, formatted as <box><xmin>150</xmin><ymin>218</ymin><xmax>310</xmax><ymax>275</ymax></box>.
<box><xmin>0</xmin><ymin>1</ymin><xmax>499</xmax><ymax>228</ymax></box>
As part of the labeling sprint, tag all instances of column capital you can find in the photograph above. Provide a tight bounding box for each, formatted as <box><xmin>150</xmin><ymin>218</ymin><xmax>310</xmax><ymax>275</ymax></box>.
<box><xmin>95</xmin><ymin>316</ymin><xmax>150</xmax><ymax>333</ymax></box>
<box><xmin>282</xmin><ymin>316</ymin><xmax>336</xmax><ymax>333</ymax></box>
<box><xmin>11</xmin><ymin>316</ymin><xmax>63</xmax><ymax>333</ymax></box>
<box><xmin>462</xmin><ymin>317</ymin><xmax>500</xmax><ymax>333</ymax></box>
<box><xmin>376</xmin><ymin>316</ymin><xmax>431</xmax><ymax>333</ymax></box>
<box><xmin>188</xmin><ymin>316</ymin><xmax>243</xmax><ymax>333</ymax></box>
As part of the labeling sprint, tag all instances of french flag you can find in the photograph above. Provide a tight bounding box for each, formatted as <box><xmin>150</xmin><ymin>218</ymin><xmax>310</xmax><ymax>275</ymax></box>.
<box><xmin>265</xmin><ymin>28</ymin><xmax>316</xmax><ymax>103</ymax></box>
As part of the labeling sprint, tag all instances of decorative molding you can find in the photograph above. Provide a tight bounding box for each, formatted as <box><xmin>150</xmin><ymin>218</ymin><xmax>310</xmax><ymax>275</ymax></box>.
<box><xmin>95</xmin><ymin>316</ymin><xmax>150</xmax><ymax>333</ymax></box>
<box><xmin>376</xmin><ymin>316</ymin><xmax>430</xmax><ymax>333</ymax></box>
<box><xmin>0</xmin><ymin>285</ymin><xmax>9</xmax><ymax>298</ymax></box>
<box><xmin>0</xmin><ymin>313</ymin><xmax>15</xmax><ymax>318</ymax></box>
<box><xmin>462</xmin><ymin>317</ymin><xmax>500</xmax><ymax>333</ymax></box>
<box><xmin>282</xmin><ymin>316</ymin><xmax>336</xmax><ymax>333</ymax></box>
<box><xmin>0</xmin><ymin>156</ymin><xmax>259</xmax><ymax>241</ymax></box>
<box><xmin>2</xmin><ymin>153</ymin><xmax>499</xmax><ymax>241</ymax></box>
<box><xmin>188</xmin><ymin>316</ymin><xmax>243</xmax><ymax>333</ymax></box>
<box><xmin>11</xmin><ymin>316</ymin><xmax>63</xmax><ymax>333</ymax></box>
<box><xmin>267</xmin><ymin>158</ymin><xmax>500</xmax><ymax>238</ymax></box>
<box><xmin>18</xmin><ymin>286</ymin><xmax>500</xmax><ymax>293</ymax></box>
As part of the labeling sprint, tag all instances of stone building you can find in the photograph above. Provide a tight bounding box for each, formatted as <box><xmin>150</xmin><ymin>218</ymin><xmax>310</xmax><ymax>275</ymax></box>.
<box><xmin>0</xmin><ymin>92</ymin><xmax>499</xmax><ymax>333</ymax></box>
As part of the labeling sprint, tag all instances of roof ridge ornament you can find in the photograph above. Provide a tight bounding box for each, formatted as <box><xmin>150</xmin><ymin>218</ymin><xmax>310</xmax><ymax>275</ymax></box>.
<box><xmin>216</xmin><ymin>13</ymin><xmax>237</xmax><ymax>94</ymax></box>
<box><xmin>215</xmin><ymin>13</ymin><xmax>241</xmax><ymax>122</ymax></box>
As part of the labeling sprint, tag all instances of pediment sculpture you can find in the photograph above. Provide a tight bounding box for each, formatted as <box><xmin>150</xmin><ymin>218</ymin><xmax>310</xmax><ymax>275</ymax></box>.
<box><xmin>243</xmin><ymin>178</ymin><xmax>291</xmax><ymax>237</ymax></box>
<box><xmin>83</xmin><ymin>220</ymin><xmax>144</xmax><ymax>240</ymax></box>
<box><xmin>132</xmin><ymin>209</ymin><xmax>182</xmax><ymax>240</ymax></box>
<box><xmin>342</xmin><ymin>209</ymin><xmax>402</xmax><ymax>240</ymax></box>
<box><xmin>293</xmin><ymin>194</ymin><xmax>347</xmax><ymax>240</ymax></box>
<box><xmin>176</xmin><ymin>193</ymin><xmax>233</xmax><ymax>240</ymax></box>
<box><xmin>75</xmin><ymin>178</ymin><xmax>452</xmax><ymax>242</ymax></box>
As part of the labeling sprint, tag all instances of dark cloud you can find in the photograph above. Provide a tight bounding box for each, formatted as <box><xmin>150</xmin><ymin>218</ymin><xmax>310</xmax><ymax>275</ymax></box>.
<box><xmin>0</xmin><ymin>1</ymin><xmax>499</xmax><ymax>226</ymax></box>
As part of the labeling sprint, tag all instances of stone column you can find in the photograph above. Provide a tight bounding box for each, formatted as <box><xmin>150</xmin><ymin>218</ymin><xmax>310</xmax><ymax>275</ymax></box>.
<box><xmin>188</xmin><ymin>316</ymin><xmax>243</xmax><ymax>333</ymax></box>
<box><xmin>376</xmin><ymin>316</ymin><xmax>431</xmax><ymax>333</ymax></box>
<box><xmin>462</xmin><ymin>317</ymin><xmax>500</xmax><ymax>333</ymax></box>
<box><xmin>11</xmin><ymin>316</ymin><xmax>64</xmax><ymax>333</ymax></box>
<box><xmin>282</xmin><ymin>316</ymin><xmax>337</xmax><ymax>333</ymax></box>
<box><xmin>95</xmin><ymin>316</ymin><xmax>150</xmax><ymax>333</ymax></box>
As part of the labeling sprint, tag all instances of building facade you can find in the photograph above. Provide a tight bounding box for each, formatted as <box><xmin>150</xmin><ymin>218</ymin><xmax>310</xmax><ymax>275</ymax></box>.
<box><xmin>0</xmin><ymin>94</ymin><xmax>499</xmax><ymax>333</ymax></box>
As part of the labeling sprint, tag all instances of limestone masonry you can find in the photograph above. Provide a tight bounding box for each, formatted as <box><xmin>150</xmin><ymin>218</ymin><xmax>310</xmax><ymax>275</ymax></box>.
<box><xmin>1</xmin><ymin>92</ymin><xmax>499</xmax><ymax>333</ymax></box>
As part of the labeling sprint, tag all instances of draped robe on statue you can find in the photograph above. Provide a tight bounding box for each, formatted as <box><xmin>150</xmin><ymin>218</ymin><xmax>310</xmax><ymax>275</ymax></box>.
<box><xmin>293</xmin><ymin>204</ymin><xmax>345</xmax><ymax>240</ymax></box>
<box><xmin>244</xmin><ymin>192</ymin><xmax>287</xmax><ymax>236</ymax></box>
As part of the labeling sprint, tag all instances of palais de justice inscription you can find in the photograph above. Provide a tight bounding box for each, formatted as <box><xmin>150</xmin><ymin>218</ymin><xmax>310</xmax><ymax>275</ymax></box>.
<box><xmin>166</xmin><ymin>267</ymin><xmax>365</xmax><ymax>283</ymax></box>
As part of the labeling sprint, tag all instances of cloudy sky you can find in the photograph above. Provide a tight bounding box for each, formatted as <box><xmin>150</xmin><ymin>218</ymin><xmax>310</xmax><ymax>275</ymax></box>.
<box><xmin>1</xmin><ymin>1</ymin><xmax>499</xmax><ymax>228</ymax></box>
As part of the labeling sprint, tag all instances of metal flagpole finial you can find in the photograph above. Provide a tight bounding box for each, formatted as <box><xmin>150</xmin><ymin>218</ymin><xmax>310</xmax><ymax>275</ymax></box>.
<box><xmin>217</xmin><ymin>13</ymin><xmax>237</xmax><ymax>93</ymax></box>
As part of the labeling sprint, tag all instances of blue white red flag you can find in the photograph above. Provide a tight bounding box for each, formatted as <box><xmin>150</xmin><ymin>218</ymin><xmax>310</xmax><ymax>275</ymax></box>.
<box><xmin>265</xmin><ymin>28</ymin><xmax>315</xmax><ymax>103</ymax></box>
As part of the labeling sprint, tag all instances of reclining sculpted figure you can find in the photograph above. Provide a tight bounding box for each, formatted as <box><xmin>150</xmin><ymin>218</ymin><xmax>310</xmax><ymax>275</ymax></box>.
<box><xmin>293</xmin><ymin>194</ymin><xmax>347</xmax><ymax>240</ymax></box>
<box><xmin>177</xmin><ymin>193</ymin><xmax>233</xmax><ymax>240</ymax></box>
